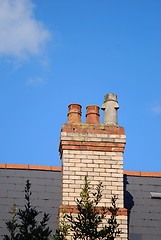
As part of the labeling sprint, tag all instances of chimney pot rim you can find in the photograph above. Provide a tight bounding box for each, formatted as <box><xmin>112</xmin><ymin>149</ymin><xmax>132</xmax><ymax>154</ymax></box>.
<box><xmin>86</xmin><ymin>104</ymin><xmax>100</xmax><ymax>109</ymax></box>
<box><xmin>68</xmin><ymin>103</ymin><xmax>82</xmax><ymax>107</ymax></box>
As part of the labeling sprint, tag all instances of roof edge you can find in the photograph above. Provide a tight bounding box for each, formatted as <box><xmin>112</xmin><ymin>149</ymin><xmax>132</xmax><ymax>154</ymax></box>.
<box><xmin>124</xmin><ymin>170</ymin><xmax>161</xmax><ymax>177</ymax></box>
<box><xmin>0</xmin><ymin>163</ymin><xmax>61</xmax><ymax>172</ymax></box>
<box><xmin>0</xmin><ymin>164</ymin><xmax>161</xmax><ymax>177</ymax></box>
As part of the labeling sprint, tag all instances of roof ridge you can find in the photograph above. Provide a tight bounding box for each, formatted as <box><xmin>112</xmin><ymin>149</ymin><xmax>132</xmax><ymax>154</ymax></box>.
<box><xmin>0</xmin><ymin>163</ymin><xmax>61</xmax><ymax>172</ymax></box>
<box><xmin>1</xmin><ymin>164</ymin><xmax>161</xmax><ymax>177</ymax></box>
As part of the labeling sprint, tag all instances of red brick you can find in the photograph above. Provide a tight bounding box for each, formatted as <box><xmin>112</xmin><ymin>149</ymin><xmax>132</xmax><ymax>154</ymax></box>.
<box><xmin>61</xmin><ymin>145</ymin><xmax>124</xmax><ymax>152</ymax></box>
<box><xmin>61</xmin><ymin>124</ymin><xmax>124</xmax><ymax>135</ymax></box>
<box><xmin>61</xmin><ymin>141</ymin><xmax>125</xmax><ymax>148</ymax></box>
<box><xmin>59</xmin><ymin>205</ymin><xmax>128</xmax><ymax>216</ymax></box>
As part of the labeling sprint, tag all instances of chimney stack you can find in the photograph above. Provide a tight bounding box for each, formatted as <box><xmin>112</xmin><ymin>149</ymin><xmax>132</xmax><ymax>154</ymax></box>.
<box><xmin>59</xmin><ymin>94</ymin><xmax>128</xmax><ymax>240</ymax></box>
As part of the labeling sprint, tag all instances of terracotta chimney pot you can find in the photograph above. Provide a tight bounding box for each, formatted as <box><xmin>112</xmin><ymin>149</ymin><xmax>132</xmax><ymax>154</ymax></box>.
<box><xmin>86</xmin><ymin>105</ymin><xmax>100</xmax><ymax>124</ymax></box>
<box><xmin>67</xmin><ymin>104</ymin><xmax>82</xmax><ymax>123</ymax></box>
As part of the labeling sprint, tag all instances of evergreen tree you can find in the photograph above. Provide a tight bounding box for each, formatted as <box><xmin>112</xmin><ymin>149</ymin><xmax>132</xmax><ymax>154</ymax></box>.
<box><xmin>3</xmin><ymin>180</ymin><xmax>52</xmax><ymax>240</ymax></box>
<box><xmin>53</xmin><ymin>210</ymin><xmax>70</xmax><ymax>240</ymax></box>
<box><xmin>3</xmin><ymin>204</ymin><xmax>19</xmax><ymax>240</ymax></box>
<box><xmin>54</xmin><ymin>176</ymin><xmax>121</xmax><ymax>240</ymax></box>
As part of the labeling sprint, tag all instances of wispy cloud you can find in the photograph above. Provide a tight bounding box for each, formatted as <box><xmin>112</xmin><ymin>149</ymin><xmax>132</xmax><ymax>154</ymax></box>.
<box><xmin>26</xmin><ymin>77</ymin><xmax>46</xmax><ymax>87</ymax></box>
<box><xmin>0</xmin><ymin>0</ymin><xmax>50</xmax><ymax>58</ymax></box>
<box><xmin>151</xmin><ymin>103</ymin><xmax>161</xmax><ymax>115</ymax></box>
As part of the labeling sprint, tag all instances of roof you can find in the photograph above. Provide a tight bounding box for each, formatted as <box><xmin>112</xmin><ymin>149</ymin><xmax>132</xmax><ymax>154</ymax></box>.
<box><xmin>1</xmin><ymin>164</ymin><xmax>161</xmax><ymax>178</ymax></box>
<box><xmin>1</xmin><ymin>164</ymin><xmax>161</xmax><ymax>240</ymax></box>
<box><xmin>0</xmin><ymin>164</ymin><xmax>61</xmax><ymax>238</ymax></box>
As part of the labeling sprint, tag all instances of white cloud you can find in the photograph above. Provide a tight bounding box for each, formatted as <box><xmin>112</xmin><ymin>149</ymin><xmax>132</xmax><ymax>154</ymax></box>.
<box><xmin>0</xmin><ymin>0</ymin><xmax>50</xmax><ymax>57</ymax></box>
<box><xmin>26</xmin><ymin>77</ymin><xmax>46</xmax><ymax>87</ymax></box>
<box><xmin>151</xmin><ymin>103</ymin><xmax>161</xmax><ymax>114</ymax></box>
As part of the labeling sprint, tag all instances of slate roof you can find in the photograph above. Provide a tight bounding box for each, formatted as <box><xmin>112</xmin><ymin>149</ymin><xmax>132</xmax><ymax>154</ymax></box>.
<box><xmin>1</xmin><ymin>165</ymin><xmax>161</xmax><ymax>240</ymax></box>
<box><xmin>124</xmin><ymin>172</ymin><xmax>161</xmax><ymax>240</ymax></box>
<box><xmin>0</xmin><ymin>165</ymin><xmax>61</xmax><ymax>238</ymax></box>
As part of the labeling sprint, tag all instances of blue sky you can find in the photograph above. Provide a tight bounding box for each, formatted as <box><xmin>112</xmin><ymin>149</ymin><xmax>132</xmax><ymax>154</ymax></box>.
<box><xmin>0</xmin><ymin>0</ymin><xmax>161</xmax><ymax>171</ymax></box>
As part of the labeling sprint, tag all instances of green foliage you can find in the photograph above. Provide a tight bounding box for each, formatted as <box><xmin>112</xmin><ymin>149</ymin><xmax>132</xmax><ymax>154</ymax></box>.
<box><xmin>53</xmin><ymin>210</ymin><xmax>70</xmax><ymax>240</ymax></box>
<box><xmin>3</xmin><ymin>204</ymin><xmax>19</xmax><ymax>240</ymax></box>
<box><xmin>55</xmin><ymin>176</ymin><xmax>121</xmax><ymax>240</ymax></box>
<box><xmin>3</xmin><ymin>180</ymin><xmax>52</xmax><ymax>240</ymax></box>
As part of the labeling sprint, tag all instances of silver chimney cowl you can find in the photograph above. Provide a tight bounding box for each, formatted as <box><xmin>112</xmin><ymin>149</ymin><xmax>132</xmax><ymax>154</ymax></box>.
<box><xmin>101</xmin><ymin>93</ymin><xmax>119</xmax><ymax>125</ymax></box>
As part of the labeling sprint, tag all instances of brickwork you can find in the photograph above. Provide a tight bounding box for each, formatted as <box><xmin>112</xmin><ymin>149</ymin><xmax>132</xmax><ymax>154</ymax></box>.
<box><xmin>59</xmin><ymin>211</ymin><xmax>128</xmax><ymax>240</ymax></box>
<box><xmin>59</xmin><ymin>123</ymin><xmax>128</xmax><ymax>240</ymax></box>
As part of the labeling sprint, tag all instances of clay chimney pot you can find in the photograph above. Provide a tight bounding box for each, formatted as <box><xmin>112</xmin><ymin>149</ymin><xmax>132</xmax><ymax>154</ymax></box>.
<box><xmin>67</xmin><ymin>103</ymin><xmax>82</xmax><ymax>123</ymax></box>
<box><xmin>86</xmin><ymin>105</ymin><xmax>100</xmax><ymax>124</ymax></box>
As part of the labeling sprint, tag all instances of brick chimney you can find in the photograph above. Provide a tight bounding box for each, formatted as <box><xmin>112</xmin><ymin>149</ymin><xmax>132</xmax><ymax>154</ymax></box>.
<box><xmin>59</xmin><ymin>95</ymin><xmax>128</xmax><ymax>240</ymax></box>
